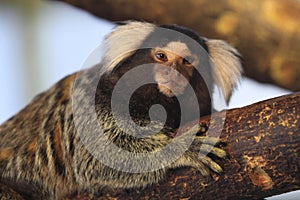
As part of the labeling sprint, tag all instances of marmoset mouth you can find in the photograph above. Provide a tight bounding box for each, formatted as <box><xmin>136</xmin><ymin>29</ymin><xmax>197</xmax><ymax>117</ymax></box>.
<box><xmin>157</xmin><ymin>82</ymin><xmax>184</xmax><ymax>97</ymax></box>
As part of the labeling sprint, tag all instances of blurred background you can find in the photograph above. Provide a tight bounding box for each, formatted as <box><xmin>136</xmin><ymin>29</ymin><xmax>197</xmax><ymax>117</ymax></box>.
<box><xmin>0</xmin><ymin>0</ymin><xmax>298</xmax><ymax>199</ymax></box>
<box><xmin>0</xmin><ymin>0</ymin><xmax>114</xmax><ymax>124</ymax></box>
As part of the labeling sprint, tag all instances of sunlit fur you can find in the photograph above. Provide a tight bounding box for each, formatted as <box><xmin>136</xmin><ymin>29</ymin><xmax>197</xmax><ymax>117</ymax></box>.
<box><xmin>101</xmin><ymin>21</ymin><xmax>155</xmax><ymax>74</ymax></box>
<box><xmin>206</xmin><ymin>40</ymin><xmax>242</xmax><ymax>103</ymax></box>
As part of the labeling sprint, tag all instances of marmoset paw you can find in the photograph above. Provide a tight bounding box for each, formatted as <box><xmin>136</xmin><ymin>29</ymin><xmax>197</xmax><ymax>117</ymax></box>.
<box><xmin>190</xmin><ymin>137</ymin><xmax>226</xmax><ymax>175</ymax></box>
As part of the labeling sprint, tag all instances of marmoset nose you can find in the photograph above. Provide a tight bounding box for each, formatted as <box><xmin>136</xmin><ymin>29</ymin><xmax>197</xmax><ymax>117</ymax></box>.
<box><xmin>170</xmin><ymin>57</ymin><xmax>183</xmax><ymax>70</ymax></box>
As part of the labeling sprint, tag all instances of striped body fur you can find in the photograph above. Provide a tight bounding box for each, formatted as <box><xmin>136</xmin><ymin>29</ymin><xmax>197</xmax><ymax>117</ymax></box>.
<box><xmin>0</xmin><ymin>74</ymin><xmax>79</xmax><ymax>199</ymax></box>
<box><xmin>0</xmin><ymin>68</ymin><xmax>222</xmax><ymax>199</ymax></box>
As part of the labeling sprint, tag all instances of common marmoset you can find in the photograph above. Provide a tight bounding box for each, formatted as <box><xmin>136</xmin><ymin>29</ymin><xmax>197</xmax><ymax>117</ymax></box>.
<box><xmin>0</xmin><ymin>21</ymin><xmax>242</xmax><ymax>199</ymax></box>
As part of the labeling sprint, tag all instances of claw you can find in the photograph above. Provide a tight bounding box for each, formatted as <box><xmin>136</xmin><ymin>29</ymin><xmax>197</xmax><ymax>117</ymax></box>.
<box><xmin>196</xmin><ymin>136</ymin><xmax>221</xmax><ymax>145</ymax></box>
<box><xmin>196</xmin><ymin>123</ymin><xmax>209</xmax><ymax>135</ymax></box>
<box><xmin>200</xmin><ymin>144</ymin><xmax>226</xmax><ymax>158</ymax></box>
<box><xmin>199</xmin><ymin>155</ymin><xmax>223</xmax><ymax>173</ymax></box>
<box><xmin>195</xmin><ymin>161</ymin><xmax>210</xmax><ymax>176</ymax></box>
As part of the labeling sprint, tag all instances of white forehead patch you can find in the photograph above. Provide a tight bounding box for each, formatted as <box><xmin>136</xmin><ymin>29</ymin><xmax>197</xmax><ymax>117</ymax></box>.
<box><xmin>161</xmin><ymin>41</ymin><xmax>192</xmax><ymax>57</ymax></box>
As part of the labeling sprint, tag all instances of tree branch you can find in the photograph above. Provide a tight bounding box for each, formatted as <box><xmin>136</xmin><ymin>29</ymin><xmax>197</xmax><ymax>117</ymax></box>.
<box><xmin>90</xmin><ymin>92</ymin><xmax>300</xmax><ymax>200</ymax></box>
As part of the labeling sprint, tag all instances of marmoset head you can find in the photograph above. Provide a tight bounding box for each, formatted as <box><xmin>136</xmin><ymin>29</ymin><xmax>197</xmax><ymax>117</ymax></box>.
<box><xmin>101</xmin><ymin>21</ymin><xmax>242</xmax><ymax>106</ymax></box>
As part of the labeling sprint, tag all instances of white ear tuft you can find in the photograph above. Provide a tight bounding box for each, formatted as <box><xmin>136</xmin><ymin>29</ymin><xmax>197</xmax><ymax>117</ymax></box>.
<box><xmin>206</xmin><ymin>39</ymin><xmax>243</xmax><ymax>104</ymax></box>
<box><xmin>101</xmin><ymin>21</ymin><xmax>155</xmax><ymax>73</ymax></box>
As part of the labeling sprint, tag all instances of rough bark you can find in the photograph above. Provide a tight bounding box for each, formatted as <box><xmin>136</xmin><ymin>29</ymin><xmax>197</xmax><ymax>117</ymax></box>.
<box><xmin>84</xmin><ymin>92</ymin><xmax>299</xmax><ymax>200</ymax></box>
<box><xmin>52</xmin><ymin>0</ymin><xmax>300</xmax><ymax>91</ymax></box>
<box><xmin>1</xmin><ymin>93</ymin><xmax>299</xmax><ymax>199</ymax></box>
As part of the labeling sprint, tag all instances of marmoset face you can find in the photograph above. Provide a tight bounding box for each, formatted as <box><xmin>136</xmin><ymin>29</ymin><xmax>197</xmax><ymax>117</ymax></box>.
<box><xmin>152</xmin><ymin>41</ymin><xmax>199</xmax><ymax>97</ymax></box>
